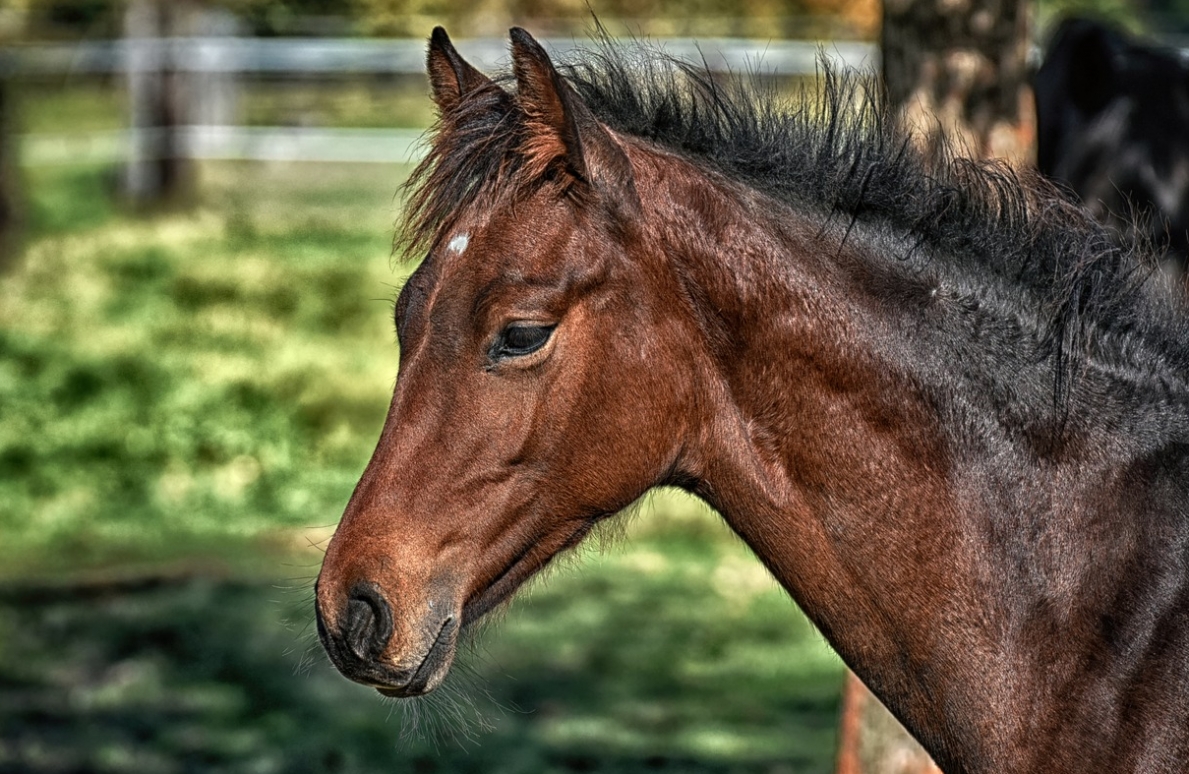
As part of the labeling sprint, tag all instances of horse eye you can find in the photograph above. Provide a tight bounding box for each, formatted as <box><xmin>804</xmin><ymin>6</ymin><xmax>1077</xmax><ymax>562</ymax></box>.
<box><xmin>491</xmin><ymin>324</ymin><xmax>555</xmax><ymax>360</ymax></box>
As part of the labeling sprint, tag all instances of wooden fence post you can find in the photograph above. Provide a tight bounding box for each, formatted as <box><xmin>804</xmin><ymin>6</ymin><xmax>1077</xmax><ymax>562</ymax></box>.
<box><xmin>190</xmin><ymin>7</ymin><xmax>240</xmax><ymax>129</ymax></box>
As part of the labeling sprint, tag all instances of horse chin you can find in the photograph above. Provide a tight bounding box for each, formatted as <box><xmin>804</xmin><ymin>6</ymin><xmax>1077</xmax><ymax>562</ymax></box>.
<box><xmin>375</xmin><ymin>665</ymin><xmax>448</xmax><ymax>698</ymax></box>
<box><xmin>375</xmin><ymin>617</ymin><xmax>459</xmax><ymax>698</ymax></box>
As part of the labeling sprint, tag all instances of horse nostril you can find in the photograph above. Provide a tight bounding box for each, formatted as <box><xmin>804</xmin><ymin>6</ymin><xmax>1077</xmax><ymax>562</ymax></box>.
<box><xmin>343</xmin><ymin>581</ymin><xmax>394</xmax><ymax>661</ymax></box>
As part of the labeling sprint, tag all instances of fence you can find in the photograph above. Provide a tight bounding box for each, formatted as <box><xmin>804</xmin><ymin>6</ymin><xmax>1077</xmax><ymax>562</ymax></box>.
<box><xmin>5</xmin><ymin>35</ymin><xmax>878</xmax><ymax>167</ymax></box>
<box><xmin>4</xmin><ymin>35</ymin><xmax>877</xmax><ymax>78</ymax></box>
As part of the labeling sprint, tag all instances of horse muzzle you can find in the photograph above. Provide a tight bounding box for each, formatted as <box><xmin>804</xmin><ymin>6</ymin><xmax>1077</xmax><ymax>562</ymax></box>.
<box><xmin>315</xmin><ymin>579</ymin><xmax>459</xmax><ymax>697</ymax></box>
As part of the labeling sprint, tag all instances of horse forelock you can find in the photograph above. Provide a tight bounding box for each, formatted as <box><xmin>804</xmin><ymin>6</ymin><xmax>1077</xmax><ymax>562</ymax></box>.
<box><xmin>399</xmin><ymin>70</ymin><xmax>591</xmax><ymax>259</ymax></box>
<box><xmin>399</xmin><ymin>79</ymin><xmax>519</xmax><ymax>257</ymax></box>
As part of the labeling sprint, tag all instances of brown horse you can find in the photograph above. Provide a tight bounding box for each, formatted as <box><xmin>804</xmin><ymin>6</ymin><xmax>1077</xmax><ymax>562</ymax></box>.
<box><xmin>315</xmin><ymin>28</ymin><xmax>1189</xmax><ymax>774</ymax></box>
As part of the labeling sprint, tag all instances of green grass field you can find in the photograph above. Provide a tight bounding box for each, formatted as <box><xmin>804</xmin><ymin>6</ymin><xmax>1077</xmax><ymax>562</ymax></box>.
<box><xmin>0</xmin><ymin>159</ymin><xmax>846</xmax><ymax>773</ymax></box>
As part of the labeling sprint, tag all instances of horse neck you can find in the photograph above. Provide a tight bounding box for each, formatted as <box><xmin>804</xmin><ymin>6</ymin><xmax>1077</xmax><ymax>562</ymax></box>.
<box><xmin>628</xmin><ymin>144</ymin><xmax>1189</xmax><ymax>772</ymax></box>
<box><xmin>630</xmin><ymin>148</ymin><xmax>986</xmax><ymax>761</ymax></box>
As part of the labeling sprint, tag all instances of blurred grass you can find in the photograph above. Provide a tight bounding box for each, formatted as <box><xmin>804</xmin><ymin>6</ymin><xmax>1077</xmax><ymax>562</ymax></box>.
<box><xmin>0</xmin><ymin>159</ymin><xmax>845</xmax><ymax>772</ymax></box>
<box><xmin>15</xmin><ymin>80</ymin><xmax>128</xmax><ymax>134</ymax></box>
<box><xmin>0</xmin><ymin>503</ymin><xmax>844</xmax><ymax>773</ymax></box>
<box><xmin>1</xmin><ymin>160</ymin><xmax>407</xmax><ymax>577</ymax></box>
<box><xmin>16</xmin><ymin>77</ymin><xmax>436</xmax><ymax>135</ymax></box>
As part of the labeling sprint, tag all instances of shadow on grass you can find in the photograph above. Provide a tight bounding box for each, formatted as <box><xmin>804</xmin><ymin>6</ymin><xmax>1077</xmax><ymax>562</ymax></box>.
<box><xmin>0</xmin><ymin>558</ymin><xmax>843</xmax><ymax>774</ymax></box>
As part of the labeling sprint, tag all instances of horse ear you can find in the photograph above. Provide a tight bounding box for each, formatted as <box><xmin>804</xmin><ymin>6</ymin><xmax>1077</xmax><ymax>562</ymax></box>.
<box><xmin>509</xmin><ymin>27</ymin><xmax>640</xmax><ymax>214</ymax></box>
<box><xmin>427</xmin><ymin>26</ymin><xmax>494</xmax><ymax>115</ymax></box>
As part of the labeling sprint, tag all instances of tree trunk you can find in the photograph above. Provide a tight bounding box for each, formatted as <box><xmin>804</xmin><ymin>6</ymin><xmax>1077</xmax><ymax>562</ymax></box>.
<box><xmin>836</xmin><ymin>3</ymin><xmax>1036</xmax><ymax>772</ymax></box>
<box><xmin>836</xmin><ymin>672</ymin><xmax>942</xmax><ymax>774</ymax></box>
<box><xmin>123</xmin><ymin>0</ymin><xmax>194</xmax><ymax>206</ymax></box>
<box><xmin>882</xmin><ymin>0</ymin><xmax>1034</xmax><ymax>164</ymax></box>
<box><xmin>0</xmin><ymin>72</ymin><xmax>20</xmax><ymax>270</ymax></box>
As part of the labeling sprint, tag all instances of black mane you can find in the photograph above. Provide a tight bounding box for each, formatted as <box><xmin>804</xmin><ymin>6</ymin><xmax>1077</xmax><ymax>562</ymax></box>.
<box><xmin>402</xmin><ymin>37</ymin><xmax>1189</xmax><ymax>408</ymax></box>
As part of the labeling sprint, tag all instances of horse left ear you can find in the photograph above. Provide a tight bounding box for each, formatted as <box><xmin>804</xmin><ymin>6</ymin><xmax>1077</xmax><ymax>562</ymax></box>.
<box><xmin>509</xmin><ymin>27</ymin><xmax>640</xmax><ymax>215</ymax></box>
<box><xmin>427</xmin><ymin>26</ymin><xmax>497</xmax><ymax>116</ymax></box>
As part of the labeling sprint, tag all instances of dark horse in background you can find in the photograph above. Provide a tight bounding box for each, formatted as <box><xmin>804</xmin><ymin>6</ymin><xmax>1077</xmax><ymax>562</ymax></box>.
<box><xmin>1035</xmin><ymin>16</ymin><xmax>1189</xmax><ymax>269</ymax></box>
<box><xmin>315</xmin><ymin>27</ymin><xmax>1189</xmax><ymax>774</ymax></box>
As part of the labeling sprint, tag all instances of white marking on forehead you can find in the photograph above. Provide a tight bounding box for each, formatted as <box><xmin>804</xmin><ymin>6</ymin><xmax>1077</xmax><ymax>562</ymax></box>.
<box><xmin>447</xmin><ymin>233</ymin><xmax>470</xmax><ymax>255</ymax></box>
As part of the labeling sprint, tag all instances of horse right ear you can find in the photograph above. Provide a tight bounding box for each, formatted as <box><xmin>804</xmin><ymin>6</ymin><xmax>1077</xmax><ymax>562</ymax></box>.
<box><xmin>427</xmin><ymin>27</ymin><xmax>495</xmax><ymax>115</ymax></box>
<box><xmin>509</xmin><ymin>27</ymin><xmax>641</xmax><ymax>217</ymax></box>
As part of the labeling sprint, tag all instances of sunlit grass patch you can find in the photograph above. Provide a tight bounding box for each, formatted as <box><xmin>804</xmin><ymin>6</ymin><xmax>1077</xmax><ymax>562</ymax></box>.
<box><xmin>0</xmin><ymin>161</ymin><xmax>411</xmax><ymax>578</ymax></box>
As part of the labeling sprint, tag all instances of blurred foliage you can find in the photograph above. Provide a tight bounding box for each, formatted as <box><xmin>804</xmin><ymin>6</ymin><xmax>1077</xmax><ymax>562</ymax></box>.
<box><xmin>1036</xmin><ymin>0</ymin><xmax>1185</xmax><ymax>33</ymax></box>
<box><xmin>10</xmin><ymin>0</ymin><xmax>880</xmax><ymax>39</ymax></box>
<box><xmin>350</xmin><ymin>0</ymin><xmax>877</xmax><ymax>39</ymax></box>
<box><xmin>10</xmin><ymin>0</ymin><xmax>1189</xmax><ymax>41</ymax></box>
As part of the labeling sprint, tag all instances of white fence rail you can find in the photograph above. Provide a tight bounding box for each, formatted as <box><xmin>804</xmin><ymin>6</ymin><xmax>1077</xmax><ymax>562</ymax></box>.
<box><xmin>4</xmin><ymin>36</ymin><xmax>878</xmax><ymax>166</ymax></box>
<box><xmin>3</xmin><ymin>36</ymin><xmax>877</xmax><ymax>77</ymax></box>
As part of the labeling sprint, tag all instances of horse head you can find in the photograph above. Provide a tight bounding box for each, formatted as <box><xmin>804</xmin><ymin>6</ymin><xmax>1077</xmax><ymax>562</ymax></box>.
<box><xmin>314</xmin><ymin>28</ymin><xmax>705</xmax><ymax>697</ymax></box>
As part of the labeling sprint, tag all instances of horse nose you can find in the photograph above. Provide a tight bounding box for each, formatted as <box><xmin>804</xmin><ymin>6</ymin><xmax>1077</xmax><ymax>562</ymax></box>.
<box><xmin>343</xmin><ymin>582</ymin><xmax>394</xmax><ymax>660</ymax></box>
<box><xmin>316</xmin><ymin>581</ymin><xmax>395</xmax><ymax>679</ymax></box>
